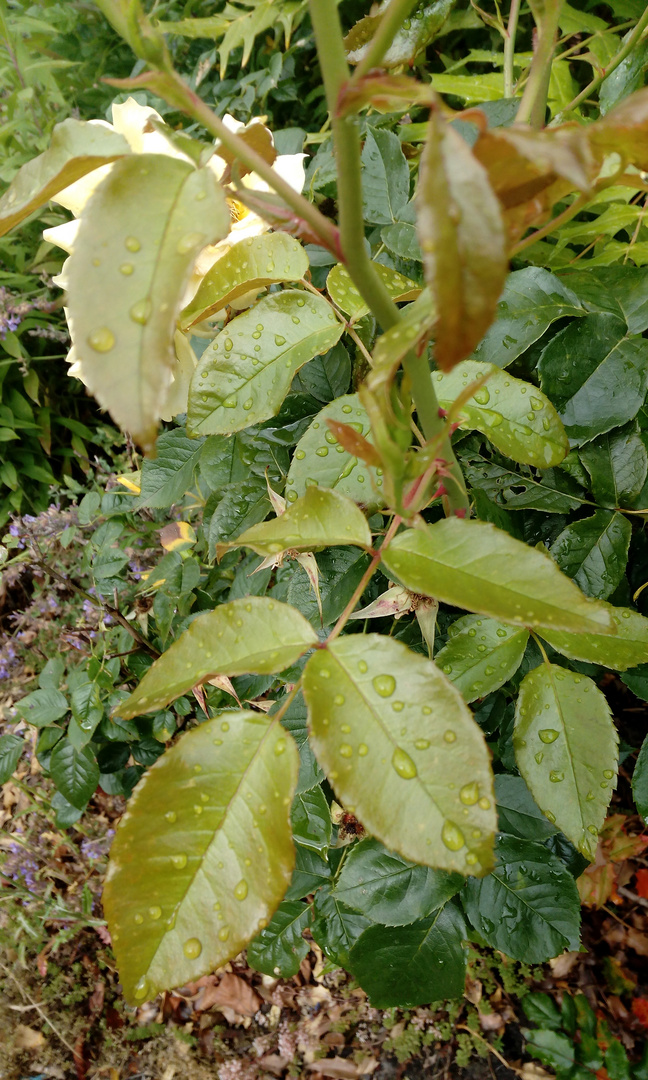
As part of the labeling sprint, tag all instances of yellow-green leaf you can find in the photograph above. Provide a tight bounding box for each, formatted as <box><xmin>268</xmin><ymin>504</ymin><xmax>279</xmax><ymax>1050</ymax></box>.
<box><xmin>382</xmin><ymin>519</ymin><xmax>614</xmax><ymax>635</ymax></box>
<box><xmin>514</xmin><ymin>665</ymin><xmax>618</xmax><ymax>860</ymax></box>
<box><xmin>435</xmin><ymin>615</ymin><xmax>529</xmax><ymax>703</ymax></box>
<box><xmin>0</xmin><ymin>118</ymin><xmax>130</xmax><ymax>237</ymax></box>
<box><xmin>187</xmin><ymin>290</ymin><xmax>343</xmax><ymax>437</ymax></box>
<box><xmin>103</xmin><ymin>711</ymin><xmax>298</xmax><ymax>1003</ymax></box>
<box><xmin>303</xmin><ymin>634</ymin><xmax>496</xmax><ymax>875</ymax></box>
<box><xmin>117</xmin><ymin>597</ymin><xmax>317</xmax><ymax>719</ymax></box>
<box><xmin>179</xmin><ymin>233</ymin><xmax>309</xmax><ymax>328</ymax></box>
<box><xmin>327</xmin><ymin>262</ymin><xmax>421</xmax><ymax>323</ymax></box>
<box><xmin>66</xmin><ymin>155</ymin><xmax>230</xmax><ymax>451</ymax></box>
<box><xmin>539</xmin><ymin>602</ymin><xmax>648</xmax><ymax>671</ymax></box>
<box><xmin>433</xmin><ymin>360</ymin><xmax>569</xmax><ymax>468</ymax></box>
<box><xmin>216</xmin><ymin>487</ymin><xmax>372</xmax><ymax>559</ymax></box>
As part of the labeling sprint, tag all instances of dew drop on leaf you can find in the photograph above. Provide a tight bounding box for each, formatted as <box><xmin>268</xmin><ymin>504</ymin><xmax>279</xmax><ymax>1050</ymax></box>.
<box><xmin>441</xmin><ymin>820</ymin><xmax>465</xmax><ymax>852</ymax></box>
<box><xmin>603</xmin><ymin>769</ymin><xmax>614</xmax><ymax>779</ymax></box>
<box><xmin>87</xmin><ymin>327</ymin><xmax>115</xmax><ymax>353</ymax></box>
<box><xmin>414</xmin><ymin>739</ymin><xmax>430</xmax><ymax>750</ymax></box>
<box><xmin>391</xmin><ymin>746</ymin><xmax>417</xmax><ymax>780</ymax></box>
<box><xmin>119</xmin><ymin>262</ymin><xmax>134</xmax><ymax>276</ymax></box>
<box><xmin>234</xmin><ymin>880</ymin><xmax>248</xmax><ymax>901</ymax></box>
<box><xmin>444</xmin><ymin>730</ymin><xmax>457</xmax><ymax>743</ymax></box>
<box><xmin>165</xmin><ymin>811</ymin><xmax>177</xmax><ymax>823</ymax></box>
<box><xmin>358</xmin><ymin>743</ymin><xmax>368</xmax><ymax>756</ymax></box>
<box><xmin>549</xmin><ymin>770</ymin><xmax>564</xmax><ymax>783</ymax></box>
<box><xmin>459</xmin><ymin>782</ymin><xmax>479</xmax><ymax>806</ymax></box>
<box><xmin>149</xmin><ymin>906</ymin><xmax>162</xmax><ymax>920</ymax></box>
<box><xmin>473</xmin><ymin>388</ymin><xmax>490</xmax><ymax>405</ymax></box>
<box><xmin>134</xmin><ymin>913</ymin><xmax>143</xmax><ymax>925</ymax></box>
<box><xmin>274</xmin><ymin>335</ymin><xmax>286</xmax><ymax>346</ymax></box>
<box><xmin>340</xmin><ymin>744</ymin><xmax>353</xmax><ymax>758</ymax></box>
<box><xmin>134</xmin><ymin>977</ymin><xmax>149</xmax><ymax>1000</ymax></box>
<box><xmin>274</xmin><ymin>738</ymin><xmax>286</xmax><ymax>756</ymax></box>
<box><xmin>183</xmin><ymin>937</ymin><xmax>202</xmax><ymax>959</ymax></box>
<box><xmin>372</xmin><ymin>674</ymin><xmax>396</xmax><ymax>698</ymax></box>
<box><xmin>218</xmin><ymin>926</ymin><xmax>230</xmax><ymax>942</ymax></box>
<box><xmin>129</xmin><ymin>299</ymin><xmax>152</xmax><ymax>326</ymax></box>
<box><xmin>171</xmin><ymin>854</ymin><xmax>187</xmax><ymax>869</ymax></box>
<box><xmin>539</xmin><ymin>728</ymin><xmax>559</xmax><ymax>744</ymax></box>
<box><xmin>125</xmin><ymin>236</ymin><xmax>141</xmax><ymax>252</ymax></box>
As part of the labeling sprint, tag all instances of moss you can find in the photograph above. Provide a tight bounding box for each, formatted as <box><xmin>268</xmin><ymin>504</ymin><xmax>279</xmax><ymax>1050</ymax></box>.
<box><xmin>384</xmin><ymin>1024</ymin><xmax>422</xmax><ymax>1064</ymax></box>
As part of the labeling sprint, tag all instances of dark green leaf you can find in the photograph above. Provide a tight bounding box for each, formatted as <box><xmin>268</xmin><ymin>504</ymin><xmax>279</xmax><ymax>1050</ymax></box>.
<box><xmin>285</xmin><ymin>843</ymin><xmax>332</xmax><ymax>899</ymax></box>
<box><xmin>599</xmin><ymin>33</ymin><xmax>648</xmax><ymax>115</ymax></box>
<box><xmin>559</xmin><ymin>266</ymin><xmax>648</xmax><ymax>335</ymax></box>
<box><xmin>311</xmin><ymin>887</ymin><xmax>372</xmax><ymax>966</ymax></box>
<box><xmin>291</xmin><ymin>343</ymin><xmax>351</xmax><ymax>402</ymax></box>
<box><xmin>103</xmin><ymin>711</ymin><xmax>298</xmax><ymax>1003</ymax></box>
<box><xmin>381</xmin><ymin>221</ymin><xmax>422</xmax><ymax>261</ymax></box>
<box><xmin>348</xmin><ymin>903</ymin><xmax>467</xmax><ymax>1007</ymax></box>
<box><xmin>522</xmin><ymin>992</ymin><xmax>562</xmax><ymax>1030</ymax></box>
<box><xmin>550</xmin><ymin>510</ymin><xmax>631</xmax><ymax>600</ymax></box>
<box><xmin>247</xmin><ymin>900</ymin><xmax>312</xmax><ymax>977</ymax></box>
<box><xmin>50</xmin><ymin>739</ymin><xmax>99</xmax><ymax>810</ymax></box>
<box><xmin>334</xmin><ymin>837</ymin><xmax>463</xmax><ymax>925</ymax></box>
<box><xmin>579</xmin><ymin>424</ymin><xmax>648</xmax><ymax>508</ymax></box>
<box><xmin>138</xmin><ymin>428</ymin><xmax>204</xmax><ymax>509</ymax></box>
<box><xmin>472</xmin><ymin>267</ymin><xmax>584</xmax><ymax>369</ymax></box>
<box><xmin>524</xmin><ymin>1028</ymin><xmax>575</xmax><ymax>1073</ymax></box>
<box><xmin>495</xmin><ymin>774</ymin><xmax>557</xmax><ymax>842</ymax></box>
<box><xmin>538</xmin><ymin>313</ymin><xmax>648</xmax><ymax>446</ymax></box>
<box><xmin>208</xmin><ymin>478</ymin><xmax>270</xmax><ymax>559</ymax></box>
<box><xmin>15</xmin><ymin>688</ymin><xmax>69</xmax><ymax>728</ymax></box>
<box><xmin>291</xmin><ymin>786</ymin><xmax>331</xmax><ymax>852</ymax></box>
<box><xmin>464</xmin><ymin>454</ymin><xmax>587</xmax><ymax>514</ymax></box>
<box><xmin>462</xmin><ymin>835</ymin><xmax>581</xmax><ymax>962</ymax></box>
<box><xmin>632</xmin><ymin>735</ymin><xmax>648</xmax><ymax>825</ymax></box>
<box><xmin>361</xmin><ymin>127</ymin><xmax>410</xmax><ymax>225</ymax></box>
<box><xmin>0</xmin><ymin>734</ymin><xmax>25</xmax><ymax>785</ymax></box>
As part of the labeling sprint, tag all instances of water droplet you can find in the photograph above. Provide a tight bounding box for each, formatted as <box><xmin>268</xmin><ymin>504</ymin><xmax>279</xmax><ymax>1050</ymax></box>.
<box><xmin>171</xmin><ymin>854</ymin><xmax>187</xmax><ymax>869</ymax></box>
<box><xmin>530</xmin><ymin>397</ymin><xmax>544</xmax><ymax>411</ymax></box>
<box><xmin>535</xmin><ymin>751</ymin><xmax>544</xmax><ymax>764</ymax></box>
<box><xmin>484</xmin><ymin>666</ymin><xmax>495</xmax><ymax>676</ymax></box>
<box><xmin>119</xmin><ymin>262</ymin><xmax>134</xmax><ymax>275</ymax></box>
<box><xmin>218</xmin><ymin>926</ymin><xmax>230</xmax><ymax>942</ymax></box>
<box><xmin>291</xmin><ymin>315</ymin><xmax>300</xmax><ymax>324</ymax></box>
<box><xmin>444</xmin><ymin>730</ymin><xmax>457</xmax><ymax>743</ymax></box>
<box><xmin>221</xmin><ymin>721</ymin><xmax>230</xmax><ymax>732</ymax></box>
<box><xmin>496</xmin><ymin>628</ymin><xmax>507</xmax><ymax>638</ymax></box>
<box><xmin>392</xmin><ymin>701</ymin><xmax>404</xmax><ymax>712</ymax></box>
<box><xmin>478</xmin><ymin>796</ymin><xmax>490</xmax><ymax>810</ymax></box>
<box><xmin>391</xmin><ymin>747</ymin><xmax>417</xmax><ymax>780</ymax></box>
<box><xmin>183</xmin><ymin>937</ymin><xmax>202</xmax><ymax>959</ymax></box>
<box><xmin>274</xmin><ymin>334</ymin><xmax>286</xmax><ymax>347</ymax></box>
<box><xmin>603</xmin><ymin>769</ymin><xmax>614</xmax><ymax>779</ymax></box>
<box><xmin>372</xmin><ymin>674</ymin><xmax>395</xmax><ymax>697</ymax></box>
<box><xmin>474</xmin><ymin>387</ymin><xmax>490</xmax><ymax>405</ymax></box>
<box><xmin>459</xmin><ymin>782</ymin><xmax>479</xmax><ymax>806</ymax></box>
<box><xmin>357</xmin><ymin>660</ymin><xmax>368</xmax><ymax>674</ymax></box>
<box><xmin>134</xmin><ymin>913</ymin><xmax>144</xmax><ymax>924</ymax></box>
<box><xmin>342</xmin><ymin>404</ymin><xmax>352</xmax><ymax>414</ymax></box>
<box><xmin>125</xmin><ymin>236</ymin><xmax>141</xmax><ymax>252</ymax></box>
<box><xmin>340</xmin><ymin>743</ymin><xmax>353</xmax><ymax>758</ymax></box>
<box><xmin>130</xmin><ymin>298</ymin><xmax>152</xmax><ymax>325</ymax></box>
<box><xmin>587</xmin><ymin>825</ymin><xmax>598</xmax><ymax>836</ymax></box>
<box><xmin>549</xmin><ymin>770</ymin><xmax>564</xmax><ymax>783</ymax></box>
<box><xmin>466</xmin><ymin>852</ymin><xmax>478</xmax><ymax>866</ymax></box>
<box><xmin>177</xmin><ymin>231</ymin><xmax>205</xmax><ymax>254</ymax></box>
<box><xmin>165</xmin><ymin>811</ymin><xmax>177</xmax><ymax>823</ymax></box>
<box><xmin>414</xmin><ymin>739</ymin><xmax>430</xmax><ymax>750</ymax></box>
<box><xmin>149</xmin><ymin>905</ymin><xmax>162</xmax><ymax>920</ymax></box>
<box><xmin>134</xmin><ymin>977</ymin><xmax>149</xmax><ymax>1000</ymax></box>
<box><xmin>87</xmin><ymin>327</ymin><xmax>115</xmax><ymax>352</ymax></box>
<box><xmin>234</xmin><ymin>879</ymin><xmax>248</xmax><ymax>901</ymax></box>
<box><xmin>274</xmin><ymin>738</ymin><xmax>286</xmax><ymax>756</ymax></box>
<box><xmin>442</xmin><ymin>820</ymin><xmax>465</xmax><ymax>852</ymax></box>
<box><xmin>539</xmin><ymin>728</ymin><xmax>559</xmax><ymax>743</ymax></box>
<box><xmin>545</xmin><ymin>810</ymin><xmax>556</xmax><ymax>823</ymax></box>
<box><xmin>600</xmin><ymin>781</ymin><xmax>608</xmax><ymax>789</ymax></box>
<box><xmin>316</xmin><ymin>446</ymin><xmax>329</xmax><ymax>457</ymax></box>
<box><xmin>358</xmin><ymin>743</ymin><xmax>368</xmax><ymax>756</ymax></box>
<box><xmin>319</xmin><ymin>668</ymin><xmax>330</xmax><ymax>679</ymax></box>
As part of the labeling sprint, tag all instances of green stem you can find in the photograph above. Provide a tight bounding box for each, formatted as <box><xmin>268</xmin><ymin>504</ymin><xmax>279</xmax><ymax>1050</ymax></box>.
<box><xmin>348</xmin><ymin>0</ymin><xmax>421</xmax><ymax>83</ymax></box>
<box><xmin>552</xmin><ymin>6</ymin><xmax>648</xmax><ymax>123</ymax></box>
<box><xmin>510</xmin><ymin>192</ymin><xmax>589</xmax><ymax>255</ymax></box>
<box><xmin>328</xmin><ymin>516</ymin><xmax>402</xmax><ymax>642</ymax></box>
<box><xmin>309</xmin><ymin>0</ymin><xmax>469</xmax><ymax>514</ymax></box>
<box><xmin>503</xmin><ymin>0</ymin><xmax>521</xmax><ymax>99</ymax></box>
<box><xmin>516</xmin><ymin>1</ymin><xmax>565</xmax><ymax>128</ymax></box>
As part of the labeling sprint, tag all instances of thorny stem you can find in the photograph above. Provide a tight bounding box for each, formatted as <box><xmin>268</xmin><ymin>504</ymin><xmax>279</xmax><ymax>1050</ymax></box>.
<box><xmin>328</xmin><ymin>516</ymin><xmax>402</xmax><ymax>643</ymax></box>
<box><xmin>503</xmin><ymin>0</ymin><xmax>521</xmax><ymax>99</ymax></box>
<box><xmin>516</xmin><ymin>1</ymin><xmax>565</xmax><ymax>128</ymax></box>
<box><xmin>347</xmin><ymin>0</ymin><xmax>421</xmax><ymax>84</ymax></box>
<box><xmin>552</xmin><ymin>5</ymin><xmax>648</xmax><ymax>123</ymax></box>
<box><xmin>309</xmin><ymin>0</ymin><xmax>469</xmax><ymax>514</ymax></box>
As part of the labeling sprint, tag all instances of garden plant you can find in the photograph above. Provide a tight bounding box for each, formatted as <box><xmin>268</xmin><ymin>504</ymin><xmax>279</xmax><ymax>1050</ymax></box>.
<box><xmin>3</xmin><ymin>0</ymin><xmax>648</xmax><ymax>1028</ymax></box>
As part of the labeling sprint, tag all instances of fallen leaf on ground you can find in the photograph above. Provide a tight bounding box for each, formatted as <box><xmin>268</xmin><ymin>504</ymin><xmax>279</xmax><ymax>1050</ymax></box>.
<box><xmin>14</xmin><ymin>1023</ymin><xmax>45</xmax><ymax>1049</ymax></box>
<box><xmin>196</xmin><ymin>972</ymin><xmax>261</xmax><ymax>1016</ymax></box>
<box><xmin>306</xmin><ymin>1057</ymin><xmax>361</xmax><ymax>1078</ymax></box>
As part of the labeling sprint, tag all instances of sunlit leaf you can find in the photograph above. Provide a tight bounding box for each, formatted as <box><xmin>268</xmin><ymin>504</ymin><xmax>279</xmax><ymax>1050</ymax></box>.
<box><xmin>417</xmin><ymin>111</ymin><xmax>507</xmax><ymax>370</ymax></box>
<box><xmin>103</xmin><ymin>711</ymin><xmax>298</xmax><ymax>1003</ymax></box>
<box><xmin>187</xmin><ymin>290</ymin><xmax>343</xmax><ymax>437</ymax></box>
<box><xmin>433</xmin><ymin>360</ymin><xmax>568</xmax><ymax>468</ymax></box>
<box><xmin>327</xmin><ymin>262</ymin><xmax>420</xmax><ymax>323</ymax></box>
<box><xmin>382</xmin><ymin>519</ymin><xmax>614</xmax><ymax>635</ymax></box>
<box><xmin>67</xmin><ymin>155</ymin><xmax>230</xmax><ymax>451</ymax></box>
<box><xmin>334</xmin><ymin>837</ymin><xmax>463</xmax><ymax>925</ymax></box>
<box><xmin>0</xmin><ymin>118</ymin><xmax>130</xmax><ymax>237</ymax></box>
<box><xmin>216</xmin><ymin>487</ymin><xmax>372</xmax><ymax>559</ymax></box>
<box><xmin>303</xmin><ymin>634</ymin><xmax>497</xmax><ymax>875</ymax></box>
<box><xmin>285</xmin><ymin>393</ymin><xmax>384</xmax><ymax>509</ymax></box>
<box><xmin>117</xmin><ymin>598</ymin><xmax>317</xmax><ymax>719</ymax></box>
<box><xmin>434</xmin><ymin>614</ymin><xmax>528</xmax><ymax>703</ymax></box>
<box><xmin>368</xmin><ymin>289</ymin><xmax>435</xmax><ymax>396</ymax></box>
<box><xmin>514</xmin><ymin>664</ymin><xmax>618</xmax><ymax>860</ymax></box>
<box><xmin>462</xmin><ymin>835</ymin><xmax>581</xmax><ymax>962</ymax></box>
<box><xmin>347</xmin><ymin>903</ymin><xmax>467</xmax><ymax>1007</ymax></box>
<box><xmin>180</xmin><ymin>234</ymin><xmax>309</xmax><ymax>329</ymax></box>
<box><xmin>540</xmin><ymin>603</ymin><xmax>648</xmax><ymax>671</ymax></box>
